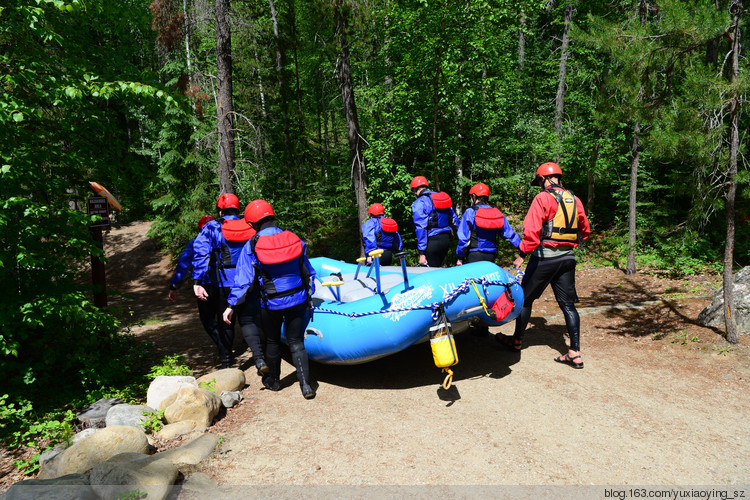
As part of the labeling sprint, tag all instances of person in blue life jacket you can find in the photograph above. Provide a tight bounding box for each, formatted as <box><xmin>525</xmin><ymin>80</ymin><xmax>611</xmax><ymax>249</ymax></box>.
<box><xmin>222</xmin><ymin>199</ymin><xmax>318</xmax><ymax>400</ymax></box>
<box><xmin>192</xmin><ymin>193</ymin><xmax>266</xmax><ymax>372</ymax></box>
<box><xmin>169</xmin><ymin>216</ymin><xmax>221</xmax><ymax>343</ymax></box>
<box><xmin>456</xmin><ymin>183</ymin><xmax>521</xmax><ymax>265</ymax></box>
<box><xmin>361</xmin><ymin>203</ymin><xmax>403</xmax><ymax>266</ymax></box>
<box><xmin>168</xmin><ymin>214</ymin><xmax>215</xmax><ymax>302</ymax></box>
<box><xmin>410</xmin><ymin>176</ymin><xmax>460</xmax><ymax>267</ymax></box>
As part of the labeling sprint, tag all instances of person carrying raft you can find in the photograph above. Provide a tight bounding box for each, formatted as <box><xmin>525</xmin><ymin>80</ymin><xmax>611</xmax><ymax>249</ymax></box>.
<box><xmin>496</xmin><ymin>162</ymin><xmax>591</xmax><ymax>369</ymax></box>
<box><xmin>361</xmin><ymin>203</ymin><xmax>403</xmax><ymax>266</ymax></box>
<box><xmin>410</xmin><ymin>176</ymin><xmax>460</xmax><ymax>267</ymax></box>
<box><xmin>222</xmin><ymin>200</ymin><xmax>318</xmax><ymax>400</ymax></box>
<box><xmin>455</xmin><ymin>183</ymin><xmax>520</xmax><ymax>265</ymax></box>
<box><xmin>192</xmin><ymin>193</ymin><xmax>266</xmax><ymax>373</ymax></box>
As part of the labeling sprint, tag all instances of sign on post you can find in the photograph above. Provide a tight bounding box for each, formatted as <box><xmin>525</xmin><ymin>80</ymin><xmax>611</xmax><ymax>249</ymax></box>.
<box><xmin>87</xmin><ymin>196</ymin><xmax>110</xmax><ymax>227</ymax></box>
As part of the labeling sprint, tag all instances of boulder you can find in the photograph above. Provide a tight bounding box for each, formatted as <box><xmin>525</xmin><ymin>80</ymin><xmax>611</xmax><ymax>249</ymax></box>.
<box><xmin>163</xmin><ymin>387</ymin><xmax>221</xmax><ymax>428</ymax></box>
<box><xmin>105</xmin><ymin>404</ymin><xmax>155</xmax><ymax>428</ymax></box>
<box><xmin>39</xmin><ymin>429</ymin><xmax>98</xmax><ymax>470</ymax></box>
<box><xmin>76</xmin><ymin>398</ymin><xmax>123</xmax><ymax>429</ymax></box>
<box><xmin>196</xmin><ymin>368</ymin><xmax>245</xmax><ymax>394</ymax></box>
<box><xmin>219</xmin><ymin>390</ymin><xmax>243</xmax><ymax>408</ymax></box>
<box><xmin>146</xmin><ymin>376</ymin><xmax>197</xmax><ymax>410</ymax></box>
<box><xmin>39</xmin><ymin>425</ymin><xmax>149</xmax><ymax>479</ymax></box>
<box><xmin>152</xmin><ymin>420</ymin><xmax>202</xmax><ymax>440</ymax></box>
<box><xmin>154</xmin><ymin>433</ymin><xmax>220</xmax><ymax>470</ymax></box>
<box><xmin>89</xmin><ymin>452</ymin><xmax>179</xmax><ymax>500</ymax></box>
<box><xmin>697</xmin><ymin>267</ymin><xmax>750</xmax><ymax>336</ymax></box>
<box><xmin>3</xmin><ymin>474</ymin><xmax>95</xmax><ymax>500</ymax></box>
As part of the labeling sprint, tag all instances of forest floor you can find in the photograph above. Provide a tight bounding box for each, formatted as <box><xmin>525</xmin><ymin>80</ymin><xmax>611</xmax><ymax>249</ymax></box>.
<box><xmin>3</xmin><ymin>220</ymin><xmax>750</xmax><ymax>495</ymax></box>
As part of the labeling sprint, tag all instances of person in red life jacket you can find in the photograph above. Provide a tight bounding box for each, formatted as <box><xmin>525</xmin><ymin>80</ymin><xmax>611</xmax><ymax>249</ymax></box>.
<box><xmin>222</xmin><ymin>200</ymin><xmax>318</xmax><ymax>399</ymax></box>
<box><xmin>192</xmin><ymin>193</ymin><xmax>266</xmax><ymax>372</ymax></box>
<box><xmin>495</xmin><ymin>162</ymin><xmax>591</xmax><ymax>369</ymax></box>
<box><xmin>361</xmin><ymin>203</ymin><xmax>404</xmax><ymax>266</ymax></box>
<box><xmin>455</xmin><ymin>183</ymin><xmax>520</xmax><ymax>265</ymax></box>
<box><xmin>410</xmin><ymin>176</ymin><xmax>460</xmax><ymax>267</ymax></box>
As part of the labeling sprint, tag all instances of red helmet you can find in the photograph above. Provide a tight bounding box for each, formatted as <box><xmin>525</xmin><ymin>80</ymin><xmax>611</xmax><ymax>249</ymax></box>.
<box><xmin>244</xmin><ymin>199</ymin><xmax>275</xmax><ymax>223</ymax></box>
<box><xmin>198</xmin><ymin>215</ymin><xmax>215</xmax><ymax>230</ymax></box>
<box><xmin>368</xmin><ymin>203</ymin><xmax>385</xmax><ymax>216</ymax></box>
<box><xmin>531</xmin><ymin>162</ymin><xmax>563</xmax><ymax>186</ymax></box>
<box><xmin>409</xmin><ymin>176</ymin><xmax>429</xmax><ymax>190</ymax></box>
<box><xmin>469</xmin><ymin>183</ymin><xmax>490</xmax><ymax>198</ymax></box>
<box><xmin>216</xmin><ymin>193</ymin><xmax>240</xmax><ymax>210</ymax></box>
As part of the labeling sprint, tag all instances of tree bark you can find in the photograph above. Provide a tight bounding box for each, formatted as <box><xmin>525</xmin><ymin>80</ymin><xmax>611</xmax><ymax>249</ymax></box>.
<box><xmin>334</xmin><ymin>0</ymin><xmax>368</xmax><ymax>233</ymax></box>
<box><xmin>215</xmin><ymin>0</ymin><xmax>235</xmax><ymax>194</ymax></box>
<box><xmin>625</xmin><ymin>121</ymin><xmax>640</xmax><ymax>275</ymax></box>
<box><xmin>723</xmin><ymin>0</ymin><xmax>742</xmax><ymax>344</ymax></box>
<box><xmin>554</xmin><ymin>2</ymin><xmax>574</xmax><ymax>139</ymax></box>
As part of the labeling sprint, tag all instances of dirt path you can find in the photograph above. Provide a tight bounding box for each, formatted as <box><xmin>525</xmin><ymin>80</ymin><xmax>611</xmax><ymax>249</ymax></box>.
<box><xmin>110</xmin><ymin>222</ymin><xmax>750</xmax><ymax>488</ymax></box>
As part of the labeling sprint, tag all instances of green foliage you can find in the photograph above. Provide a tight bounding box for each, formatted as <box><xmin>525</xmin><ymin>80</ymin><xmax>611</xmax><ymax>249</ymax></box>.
<box><xmin>139</xmin><ymin>409</ymin><xmax>166</xmax><ymax>434</ymax></box>
<box><xmin>199</xmin><ymin>379</ymin><xmax>217</xmax><ymax>392</ymax></box>
<box><xmin>147</xmin><ymin>354</ymin><xmax>193</xmax><ymax>379</ymax></box>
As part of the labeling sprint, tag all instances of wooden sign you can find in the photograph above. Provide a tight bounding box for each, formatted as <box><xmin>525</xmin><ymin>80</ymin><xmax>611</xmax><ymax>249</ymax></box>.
<box><xmin>87</xmin><ymin>195</ymin><xmax>110</xmax><ymax>227</ymax></box>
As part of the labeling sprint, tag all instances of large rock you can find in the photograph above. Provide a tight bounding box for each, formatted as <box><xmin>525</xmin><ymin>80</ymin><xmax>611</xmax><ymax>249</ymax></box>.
<box><xmin>163</xmin><ymin>387</ymin><xmax>221</xmax><ymax>428</ymax></box>
<box><xmin>76</xmin><ymin>398</ymin><xmax>123</xmax><ymax>429</ymax></box>
<box><xmin>146</xmin><ymin>375</ymin><xmax>198</xmax><ymax>410</ymax></box>
<box><xmin>152</xmin><ymin>420</ymin><xmax>202</xmax><ymax>440</ymax></box>
<box><xmin>196</xmin><ymin>368</ymin><xmax>245</xmax><ymax>394</ymax></box>
<box><xmin>89</xmin><ymin>452</ymin><xmax>179</xmax><ymax>500</ymax></box>
<box><xmin>155</xmin><ymin>433</ymin><xmax>220</xmax><ymax>470</ymax></box>
<box><xmin>697</xmin><ymin>267</ymin><xmax>750</xmax><ymax>336</ymax></box>
<box><xmin>105</xmin><ymin>404</ymin><xmax>155</xmax><ymax>428</ymax></box>
<box><xmin>3</xmin><ymin>474</ymin><xmax>95</xmax><ymax>500</ymax></box>
<box><xmin>39</xmin><ymin>425</ymin><xmax>150</xmax><ymax>479</ymax></box>
<box><xmin>39</xmin><ymin>429</ymin><xmax>99</xmax><ymax>470</ymax></box>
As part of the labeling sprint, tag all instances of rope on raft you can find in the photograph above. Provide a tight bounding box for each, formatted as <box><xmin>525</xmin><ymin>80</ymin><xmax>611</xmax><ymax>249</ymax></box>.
<box><xmin>312</xmin><ymin>273</ymin><xmax>523</xmax><ymax>321</ymax></box>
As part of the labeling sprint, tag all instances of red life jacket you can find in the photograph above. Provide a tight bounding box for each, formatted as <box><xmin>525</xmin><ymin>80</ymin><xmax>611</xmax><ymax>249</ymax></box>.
<box><xmin>420</xmin><ymin>191</ymin><xmax>454</xmax><ymax>229</ymax></box>
<box><xmin>252</xmin><ymin>231</ymin><xmax>303</xmax><ymax>265</ymax></box>
<box><xmin>212</xmin><ymin>218</ymin><xmax>255</xmax><ymax>282</ymax></box>
<box><xmin>469</xmin><ymin>206</ymin><xmax>504</xmax><ymax>250</ymax></box>
<box><xmin>221</xmin><ymin>218</ymin><xmax>256</xmax><ymax>242</ymax></box>
<box><xmin>474</xmin><ymin>207</ymin><xmax>504</xmax><ymax>229</ymax></box>
<box><xmin>376</xmin><ymin>217</ymin><xmax>399</xmax><ymax>250</ymax></box>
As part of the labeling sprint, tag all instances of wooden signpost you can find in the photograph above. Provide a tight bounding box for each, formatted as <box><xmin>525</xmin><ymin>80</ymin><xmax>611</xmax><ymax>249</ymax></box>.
<box><xmin>87</xmin><ymin>195</ymin><xmax>111</xmax><ymax>308</ymax></box>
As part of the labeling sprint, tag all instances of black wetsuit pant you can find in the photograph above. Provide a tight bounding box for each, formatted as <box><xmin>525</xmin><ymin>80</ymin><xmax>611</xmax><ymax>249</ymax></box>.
<box><xmin>261</xmin><ymin>301</ymin><xmax>311</xmax><ymax>386</ymax></box>
<box><xmin>206</xmin><ymin>286</ymin><xmax>262</xmax><ymax>366</ymax></box>
<box><xmin>425</xmin><ymin>231</ymin><xmax>451</xmax><ymax>267</ymax></box>
<box><xmin>513</xmin><ymin>254</ymin><xmax>581</xmax><ymax>351</ymax></box>
<box><xmin>465</xmin><ymin>250</ymin><xmax>496</xmax><ymax>264</ymax></box>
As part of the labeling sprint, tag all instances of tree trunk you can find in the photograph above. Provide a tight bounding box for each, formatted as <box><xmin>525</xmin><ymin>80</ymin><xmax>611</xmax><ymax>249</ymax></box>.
<box><xmin>334</xmin><ymin>0</ymin><xmax>368</xmax><ymax>232</ymax></box>
<box><xmin>269</xmin><ymin>0</ymin><xmax>294</xmax><ymax>189</ymax></box>
<box><xmin>554</xmin><ymin>2</ymin><xmax>574</xmax><ymax>139</ymax></box>
<box><xmin>215</xmin><ymin>0</ymin><xmax>235</xmax><ymax>194</ymax></box>
<box><xmin>723</xmin><ymin>0</ymin><xmax>742</xmax><ymax>344</ymax></box>
<box><xmin>518</xmin><ymin>11</ymin><xmax>526</xmax><ymax>71</ymax></box>
<box><xmin>626</xmin><ymin>121</ymin><xmax>640</xmax><ymax>275</ymax></box>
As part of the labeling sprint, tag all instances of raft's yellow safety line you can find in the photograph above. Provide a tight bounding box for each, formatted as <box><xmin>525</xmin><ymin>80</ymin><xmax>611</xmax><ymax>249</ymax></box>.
<box><xmin>469</xmin><ymin>280</ymin><xmax>492</xmax><ymax>318</ymax></box>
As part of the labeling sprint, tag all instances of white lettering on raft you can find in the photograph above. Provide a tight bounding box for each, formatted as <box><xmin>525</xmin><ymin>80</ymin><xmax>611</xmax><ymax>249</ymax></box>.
<box><xmin>384</xmin><ymin>285</ymin><xmax>433</xmax><ymax>322</ymax></box>
<box><xmin>440</xmin><ymin>282</ymin><xmax>456</xmax><ymax>299</ymax></box>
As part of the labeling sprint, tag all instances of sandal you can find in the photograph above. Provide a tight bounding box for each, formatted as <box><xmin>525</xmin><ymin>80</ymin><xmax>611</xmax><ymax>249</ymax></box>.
<box><xmin>494</xmin><ymin>334</ymin><xmax>522</xmax><ymax>352</ymax></box>
<box><xmin>554</xmin><ymin>353</ymin><xmax>584</xmax><ymax>369</ymax></box>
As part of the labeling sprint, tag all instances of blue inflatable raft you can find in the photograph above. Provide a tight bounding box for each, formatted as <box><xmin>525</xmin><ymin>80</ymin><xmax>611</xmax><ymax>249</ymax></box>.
<box><xmin>291</xmin><ymin>256</ymin><xmax>524</xmax><ymax>365</ymax></box>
